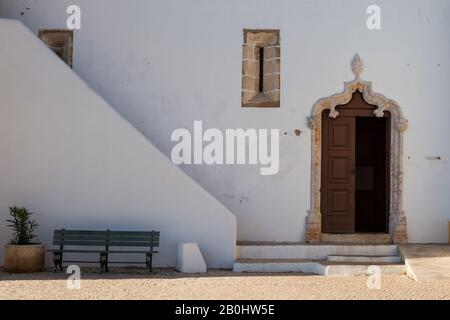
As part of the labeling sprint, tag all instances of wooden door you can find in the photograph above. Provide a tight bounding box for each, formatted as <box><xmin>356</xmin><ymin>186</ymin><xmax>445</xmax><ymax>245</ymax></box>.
<box><xmin>321</xmin><ymin>113</ymin><xmax>355</xmax><ymax>233</ymax></box>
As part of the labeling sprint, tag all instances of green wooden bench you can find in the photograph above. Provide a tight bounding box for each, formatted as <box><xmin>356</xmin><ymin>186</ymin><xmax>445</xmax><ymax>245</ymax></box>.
<box><xmin>48</xmin><ymin>229</ymin><xmax>160</xmax><ymax>272</ymax></box>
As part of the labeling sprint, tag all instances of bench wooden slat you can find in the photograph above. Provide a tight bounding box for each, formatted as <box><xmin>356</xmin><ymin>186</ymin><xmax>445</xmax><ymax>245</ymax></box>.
<box><xmin>108</xmin><ymin>231</ymin><xmax>159</xmax><ymax>236</ymax></box>
<box><xmin>108</xmin><ymin>235</ymin><xmax>159</xmax><ymax>240</ymax></box>
<box><xmin>54</xmin><ymin>230</ymin><xmax>107</xmax><ymax>235</ymax></box>
<box><xmin>107</xmin><ymin>241</ymin><xmax>159</xmax><ymax>247</ymax></box>
<box><xmin>53</xmin><ymin>240</ymin><xmax>108</xmax><ymax>246</ymax></box>
<box><xmin>54</xmin><ymin>241</ymin><xmax>159</xmax><ymax>247</ymax></box>
<box><xmin>54</xmin><ymin>235</ymin><xmax>107</xmax><ymax>241</ymax></box>
<box><xmin>104</xmin><ymin>261</ymin><xmax>147</xmax><ymax>264</ymax></box>
<box><xmin>63</xmin><ymin>260</ymin><xmax>109</xmax><ymax>264</ymax></box>
<box><xmin>48</xmin><ymin>249</ymin><xmax>107</xmax><ymax>253</ymax></box>
<box><xmin>53</xmin><ymin>239</ymin><xmax>159</xmax><ymax>245</ymax></box>
<box><xmin>54</xmin><ymin>230</ymin><xmax>159</xmax><ymax>237</ymax></box>
<box><xmin>108</xmin><ymin>250</ymin><xmax>159</xmax><ymax>254</ymax></box>
<box><xmin>54</xmin><ymin>260</ymin><xmax>148</xmax><ymax>265</ymax></box>
<box><xmin>54</xmin><ymin>235</ymin><xmax>158</xmax><ymax>242</ymax></box>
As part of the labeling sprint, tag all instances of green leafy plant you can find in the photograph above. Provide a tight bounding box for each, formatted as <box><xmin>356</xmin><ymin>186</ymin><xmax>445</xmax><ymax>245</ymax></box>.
<box><xmin>6</xmin><ymin>206</ymin><xmax>39</xmax><ymax>245</ymax></box>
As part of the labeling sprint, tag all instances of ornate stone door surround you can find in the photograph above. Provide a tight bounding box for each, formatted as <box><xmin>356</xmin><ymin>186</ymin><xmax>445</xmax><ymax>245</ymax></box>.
<box><xmin>305</xmin><ymin>54</ymin><xmax>408</xmax><ymax>244</ymax></box>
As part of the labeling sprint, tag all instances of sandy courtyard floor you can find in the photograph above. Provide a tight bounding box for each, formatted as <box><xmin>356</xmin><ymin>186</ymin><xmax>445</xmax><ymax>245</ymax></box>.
<box><xmin>1</xmin><ymin>268</ymin><xmax>450</xmax><ymax>300</ymax></box>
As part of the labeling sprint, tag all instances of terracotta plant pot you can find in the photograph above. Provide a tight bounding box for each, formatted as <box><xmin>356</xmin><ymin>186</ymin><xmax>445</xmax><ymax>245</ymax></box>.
<box><xmin>4</xmin><ymin>244</ymin><xmax>45</xmax><ymax>273</ymax></box>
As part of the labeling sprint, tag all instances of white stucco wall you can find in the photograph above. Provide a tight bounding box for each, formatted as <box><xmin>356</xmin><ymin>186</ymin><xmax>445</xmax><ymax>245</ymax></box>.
<box><xmin>0</xmin><ymin>19</ymin><xmax>236</xmax><ymax>268</ymax></box>
<box><xmin>0</xmin><ymin>0</ymin><xmax>449</xmax><ymax>243</ymax></box>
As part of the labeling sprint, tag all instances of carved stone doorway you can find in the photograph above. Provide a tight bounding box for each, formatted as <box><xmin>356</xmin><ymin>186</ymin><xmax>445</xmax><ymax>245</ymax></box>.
<box><xmin>305</xmin><ymin>55</ymin><xmax>408</xmax><ymax>244</ymax></box>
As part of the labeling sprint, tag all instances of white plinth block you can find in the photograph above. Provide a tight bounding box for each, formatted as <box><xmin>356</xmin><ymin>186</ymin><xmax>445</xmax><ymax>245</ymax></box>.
<box><xmin>176</xmin><ymin>243</ymin><xmax>207</xmax><ymax>273</ymax></box>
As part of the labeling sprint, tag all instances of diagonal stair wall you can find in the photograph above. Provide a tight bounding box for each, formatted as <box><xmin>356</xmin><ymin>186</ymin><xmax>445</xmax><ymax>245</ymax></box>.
<box><xmin>0</xmin><ymin>19</ymin><xmax>236</xmax><ymax>268</ymax></box>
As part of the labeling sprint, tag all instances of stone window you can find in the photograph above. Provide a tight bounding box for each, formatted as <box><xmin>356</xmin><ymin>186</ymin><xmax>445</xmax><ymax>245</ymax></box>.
<box><xmin>38</xmin><ymin>29</ymin><xmax>73</xmax><ymax>68</ymax></box>
<box><xmin>242</xmin><ymin>29</ymin><xmax>280</xmax><ymax>108</ymax></box>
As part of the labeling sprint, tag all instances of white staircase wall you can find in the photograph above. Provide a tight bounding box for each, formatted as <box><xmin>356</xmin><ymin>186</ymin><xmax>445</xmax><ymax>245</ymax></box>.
<box><xmin>0</xmin><ymin>19</ymin><xmax>236</xmax><ymax>268</ymax></box>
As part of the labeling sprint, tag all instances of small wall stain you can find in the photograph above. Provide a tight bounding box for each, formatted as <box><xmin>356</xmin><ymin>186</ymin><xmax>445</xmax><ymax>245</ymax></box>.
<box><xmin>239</xmin><ymin>196</ymin><xmax>249</xmax><ymax>204</ymax></box>
<box><xmin>283</xmin><ymin>130</ymin><xmax>302</xmax><ymax>137</ymax></box>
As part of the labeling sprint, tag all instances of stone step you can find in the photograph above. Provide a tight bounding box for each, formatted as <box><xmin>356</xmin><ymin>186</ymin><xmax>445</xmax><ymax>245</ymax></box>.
<box><xmin>321</xmin><ymin>233</ymin><xmax>390</xmax><ymax>244</ymax></box>
<box><xmin>326</xmin><ymin>255</ymin><xmax>402</xmax><ymax>264</ymax></box>
<box><xmin>237</xmin><ymin>243</ymin><xmax>399</xmax><ymax>260</ymax></box>
<box><xmin>233</xmin><ymin>259</ymin><xmax>406</xmax><ymax>275</ymax></box>
<box><xmin>323</xmin><ymin>262</ymin><xmax>405</xmax><ymax>276</ymax></box>
<box><xmin>233</xmin><ymin>259</ymin><xmax>323</xmax><ymax>274</ymax></box>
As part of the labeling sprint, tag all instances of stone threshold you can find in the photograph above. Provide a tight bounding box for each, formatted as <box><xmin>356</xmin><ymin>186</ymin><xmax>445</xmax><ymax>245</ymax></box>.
<box><xmin>237</xmin><ymin>232</ymin><xmax>391</xmax><ymax>246</ymax></box>
<box><xmin>321</xmin><ymin>233</ymin><xmax>390</xmax><ymax>244</ymax></box>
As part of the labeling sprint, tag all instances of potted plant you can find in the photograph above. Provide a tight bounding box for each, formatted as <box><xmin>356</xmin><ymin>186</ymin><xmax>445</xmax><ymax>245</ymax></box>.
<box><xmin>4</xmin><ymin>206</ymin><xmax>44</xmax><ymax>273</ymax></box>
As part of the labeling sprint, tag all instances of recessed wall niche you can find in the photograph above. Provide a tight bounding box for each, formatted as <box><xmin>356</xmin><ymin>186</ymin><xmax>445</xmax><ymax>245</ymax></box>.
<box><xmin>241</xmin><ymin>29</ymin><xmax>280</xmax><ymax>108</ymax></box>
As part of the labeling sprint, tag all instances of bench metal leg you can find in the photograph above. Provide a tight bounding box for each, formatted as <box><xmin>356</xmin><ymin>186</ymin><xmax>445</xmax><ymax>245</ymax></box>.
<box><xmin>53</xmin><ymin>253</ymin><xmax>63</xmax><ymax>272</ymax></box>
<box><xmin>105</xmin><ymin>254</ymin><xmax>110</xmax><ymax>272</ymax></box>
<box><xmin>146</xmin><ymin>253</ymin><xmax>153</xmax><ymax>272</ymax></box>
<box><xmin>100</xmin><ymin>252</ymin><xmax>109</xmax><ymax>272</ymax></box>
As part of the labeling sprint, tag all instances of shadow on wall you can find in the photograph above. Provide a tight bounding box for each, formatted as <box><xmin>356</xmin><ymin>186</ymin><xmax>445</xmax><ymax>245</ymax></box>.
<box><xmin>0</xmin><ymin>19</ymin><xmax>236</xmax><ymax>268</ymax></box>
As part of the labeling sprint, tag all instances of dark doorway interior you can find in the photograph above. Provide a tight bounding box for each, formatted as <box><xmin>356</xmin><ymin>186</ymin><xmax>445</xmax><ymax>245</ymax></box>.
<box><xmin>355</xmin><ymin>117</ymin><xmax>390</xmax><ymax>233</ymax></box>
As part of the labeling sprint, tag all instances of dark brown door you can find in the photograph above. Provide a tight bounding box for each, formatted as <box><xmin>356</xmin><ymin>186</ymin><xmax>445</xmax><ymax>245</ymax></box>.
<box><xmin>321</xmin><ymin>113</ymin><xmax>356</xmax><ymax>233</ymax></box>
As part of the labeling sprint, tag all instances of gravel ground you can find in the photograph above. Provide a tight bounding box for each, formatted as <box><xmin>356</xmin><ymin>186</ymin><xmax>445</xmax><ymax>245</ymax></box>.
<box><xmin>1</xmin><ymin>268</ymin><xmax>450</xmax><ymax>300</ymax></box>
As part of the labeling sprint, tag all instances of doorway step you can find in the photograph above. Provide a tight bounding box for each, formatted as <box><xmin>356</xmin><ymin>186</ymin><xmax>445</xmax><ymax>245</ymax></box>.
<box><xmin>233</xmin><ymin>242</ymin><xmax>405</xmax><ymax>275</ymax></box>
<box><xmin>321</xmin><ymin>233</ymin><xmax>390</xmax><ymax>244</ymax></box>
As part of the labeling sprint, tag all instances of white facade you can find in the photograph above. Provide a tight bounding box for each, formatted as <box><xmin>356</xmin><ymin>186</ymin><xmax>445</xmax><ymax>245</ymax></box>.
<box><xmin>0</xmin><ymin>0</ymin><xmax>449</xmax><ymax>267</ymax></box>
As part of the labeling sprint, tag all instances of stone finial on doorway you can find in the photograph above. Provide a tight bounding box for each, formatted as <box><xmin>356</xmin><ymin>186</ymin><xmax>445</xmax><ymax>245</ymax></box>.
<box><xmin>351</xmin><ymin>54</ymin><xmax>364</xmax><ymax>78</ymax></box>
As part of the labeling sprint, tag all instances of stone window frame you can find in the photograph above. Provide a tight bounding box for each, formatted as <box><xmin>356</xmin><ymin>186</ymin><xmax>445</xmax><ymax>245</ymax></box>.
<box><xmin>241</xmin><ymin>29</ymin><xmax>280</xmax><ymax>108</ymax></box>
<box><xmin>38</xmin><ymin>29</ymin><xmax>74</xmax><ymax>68</ymax></box>
<box><xmin>305</xmin><ymin>55</ymin><xmax>408</xmax><ymax>244</ymax></box>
